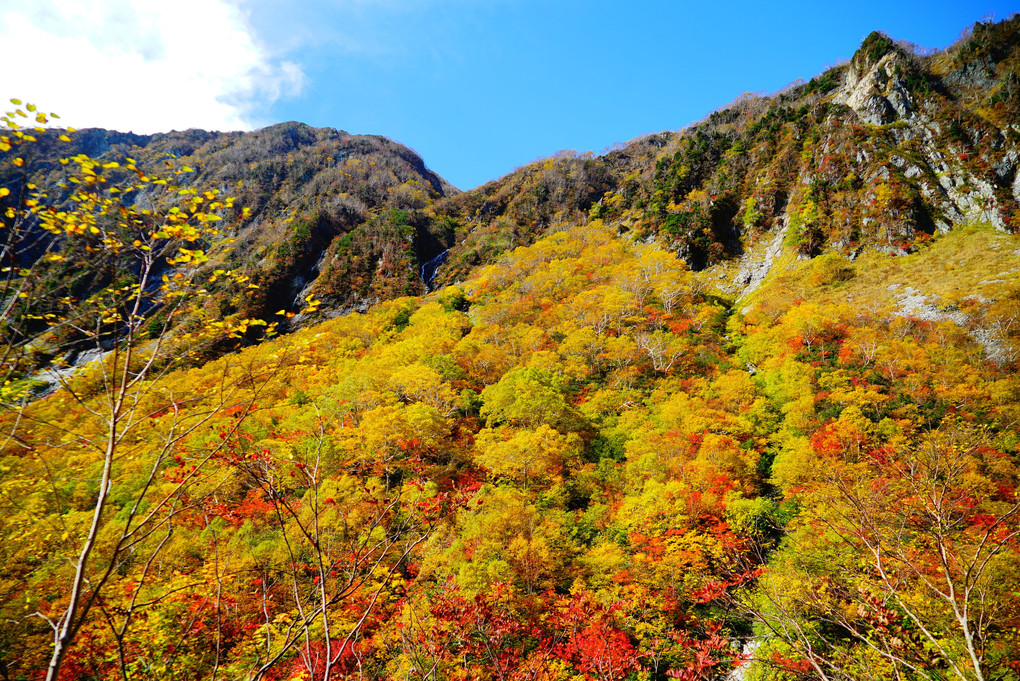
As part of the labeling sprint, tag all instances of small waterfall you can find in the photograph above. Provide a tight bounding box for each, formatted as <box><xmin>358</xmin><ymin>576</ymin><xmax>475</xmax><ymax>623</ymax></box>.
<box><xmin>725</xmin><ymin>639</ymin><xmax>762</xmax><ymax>681</ymax></box>
<box><xmin>420</xmin><ymin>249</ymin><xmax>449</xmax><ymax>292</ymax></box>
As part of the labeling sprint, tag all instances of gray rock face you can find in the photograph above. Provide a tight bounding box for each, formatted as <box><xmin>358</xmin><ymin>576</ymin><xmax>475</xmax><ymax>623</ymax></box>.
<box><xmin>836</xmin><ymin>53</ymin><xmax>915</xmax><ymax>125</ymax></box>
<box><xmin>944</xmin><ymin>56</ymin><xmax>998</xmax><ymax>91</ymax></box>
<box><xmin>889</xmin><ymin>285</ymin><xmax>1017</xmax><ymax>364</ymax></box>
<box><xmin>825</xmin><ymin>40</ymin><xmax>1020</xmax><ymax>236</ymax></box>
<box><xmin>32</xmin><ymin>348</ymin><xmax>108</xmax><ymax>398</ymax></box>
<box><xmin>725</xmin><ymin>639</ymin><xmax>763</xmax><ymax>681</ymax></box>
<box><xmin>733</xmin><ymin>215</ymin><xmax>790</xmax><ymax>301</ymax></box>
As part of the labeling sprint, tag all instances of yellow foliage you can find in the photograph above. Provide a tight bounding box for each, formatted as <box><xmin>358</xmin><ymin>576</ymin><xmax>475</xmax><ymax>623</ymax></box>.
<box><xmin>770</xmin><ymin>435</ymin><xmax>817</xmax><ymax>490</ymax></box>
<box><xmin>474</xmin><ymin>424</ymin><xmax>579</xmax><ymax>484</ymax></box>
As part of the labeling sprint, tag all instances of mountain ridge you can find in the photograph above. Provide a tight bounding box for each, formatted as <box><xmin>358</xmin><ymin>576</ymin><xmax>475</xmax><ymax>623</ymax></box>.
<box><xmin>1</xmin><ymin>17</ymin><xmax>1020</xmax><ymax>681</ymax></box>
<box><xmin>6</xmin><ymin>19</ymin><xmax>1020</xmax><ymax>336</ymax></box>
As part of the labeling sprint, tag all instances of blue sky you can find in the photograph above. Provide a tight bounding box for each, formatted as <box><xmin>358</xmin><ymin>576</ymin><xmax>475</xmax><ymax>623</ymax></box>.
<box><xmin>3</xmin><ymin>0</ymin><xmax>1015</xmax><ymax>189</ymax></box>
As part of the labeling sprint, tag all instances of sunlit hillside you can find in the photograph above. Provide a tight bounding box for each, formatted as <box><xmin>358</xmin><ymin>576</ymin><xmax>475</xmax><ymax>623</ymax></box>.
<box><xmin>1</xmin><ymin>16</ymin><xmax>1020</xmax><ymax>681</ymax></box>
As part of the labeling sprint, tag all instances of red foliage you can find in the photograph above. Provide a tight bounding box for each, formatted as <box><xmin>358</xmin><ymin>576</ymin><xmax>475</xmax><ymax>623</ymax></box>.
<box><xmin>282</xmin><ymin>639</ymin><xmax>365</xmax><ymax>680</ymax></box>
<box><xmin>691</xmin><ymin>569</ymin><xmax>763</xmax><ymax>604</ymax></box>
<box><xmin>669</xmin><ymin>319</ymin><xmax>692</xmax><ymax>335</ymax></box>
<box><xmin>560</xmin><ymin>621</ymin><xmax>642</xmax><ymax>681</ymax></box>
<box><xmin>837</xmin><ymin>344</ymin><xmax>854</xmax><ymax>363</ymax></box>
<box><xmin>427</xmin><ymin>584</ymin><xmax>557</xmax><ymax>680</ymax></box>
<box><xmin>667</xmin><ymin>622</ymin><xmax>736</xmax><ymax>680</ymax></box>
<box><xmin>770</xmin><ymin>651</ymin><xmax>814</xmax><ymax>674</ymax></box>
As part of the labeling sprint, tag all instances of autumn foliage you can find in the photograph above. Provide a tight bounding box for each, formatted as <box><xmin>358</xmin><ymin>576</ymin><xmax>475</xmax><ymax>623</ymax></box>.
<box><xmin>4</xmin><ymin>21</ymin><xmax>1020</xmax><ymax>678</ymax></box>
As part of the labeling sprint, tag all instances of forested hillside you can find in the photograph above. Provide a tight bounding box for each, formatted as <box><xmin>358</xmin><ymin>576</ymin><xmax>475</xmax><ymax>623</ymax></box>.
<box><xmin>431</xmin><ymin>20</ymin><xmax>1020</xmax><ymax>287</ymax></box>
<box><xmin>1</xmin><ymin>16</ymin><xmax>1019</xmax><ymax>681</ymax></box>
<box><xmin>0</xmin><ymin>121</ymin><xmax>456</xmax><ymax>339</ymax></box>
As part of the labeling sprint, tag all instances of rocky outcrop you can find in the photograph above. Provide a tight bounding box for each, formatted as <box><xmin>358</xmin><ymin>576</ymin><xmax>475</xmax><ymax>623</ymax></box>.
<box><xmin>836</xmin><ymin>51</ymin><xmax>916</xmax><ymax>125</ymax></box>
<box><xmin>888</xmin><ymin>283</ymin><xmax>1018</xmax><ymax>364</ymax></box>
<box><xmin>829</xmin><ymin>33</ymin><xmax>1017</xmax><ymax>234</ymax></box>
<box><xmin>733</xmin><ymin>216</ymin><xmax>790</xmax><ymax>301</ymax></box>
<box><xmin>834</xmin><ymin>32</ymin><xmax>918</xmax><ymax>125</ymax></box>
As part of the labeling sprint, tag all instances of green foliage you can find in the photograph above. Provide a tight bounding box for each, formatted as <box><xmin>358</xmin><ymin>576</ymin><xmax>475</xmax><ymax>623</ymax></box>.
<box><xmin>480</xmin><ymin>366</ymin><xmax>573</xmax><ymax>429</ymax></box>
<box><xmin>857</xmin><ymin>30</ymin><xmax>896</xmax><ymax>67</ymax></box>
<box><xmin>6</xmin><ymin>18</ymin><xmax>1020</xmax><ymax>680</ymax></box>
<box><xmin>806</xmin><ymin>66</ymin><xmax>843</xmax><ymax>94</ymax></box>
<box><xmin>588</xmin><ymin>431</ymin><xmax>627</xmax><ymax>462</ymax></box>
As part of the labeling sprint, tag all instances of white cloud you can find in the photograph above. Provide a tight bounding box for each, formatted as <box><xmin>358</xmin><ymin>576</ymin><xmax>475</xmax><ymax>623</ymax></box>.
<box><xmin>0</xmin><ymin>0</ymin><xmax>305</xmax><ymax>133</ymax></box>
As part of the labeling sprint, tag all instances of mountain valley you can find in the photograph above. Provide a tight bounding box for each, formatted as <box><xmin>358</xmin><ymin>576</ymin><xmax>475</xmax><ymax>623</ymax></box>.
<box><xmin>1</xmin><ymin>17</ymin><xmax>1020</xmax><ymax>681</ymax></box>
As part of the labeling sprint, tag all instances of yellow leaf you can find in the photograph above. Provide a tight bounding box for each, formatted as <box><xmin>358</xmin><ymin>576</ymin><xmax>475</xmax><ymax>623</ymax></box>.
<box><xmin>0</xmin><ymin>188</ymin><xmax>8</xmax><ymax>198</ymax></box>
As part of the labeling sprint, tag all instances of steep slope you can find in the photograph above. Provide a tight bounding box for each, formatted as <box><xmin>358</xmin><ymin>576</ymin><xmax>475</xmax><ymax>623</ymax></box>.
<box><xmin>5</xmin><ymin>18</ymin><xmax>1020</xmax><ymax>340</ymax></box>
<box><xmin>429</xmin><ymin>19</ymin><xmax>1020</xmax><ymax>292</ymax></box>
<box><xmin>2</xmin><ymin>16</ymin><xmax>1020</xmax><ymax>681</ymax></box>
<box><xmin>3</xmin><ymin>214</ymin><xmax>1017</xmax><ymax>680</ymax></box>
<box><xmin>1</xmin><ymin>122</ymin><xmax>457</xmax><ymax>326</ymax></box>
